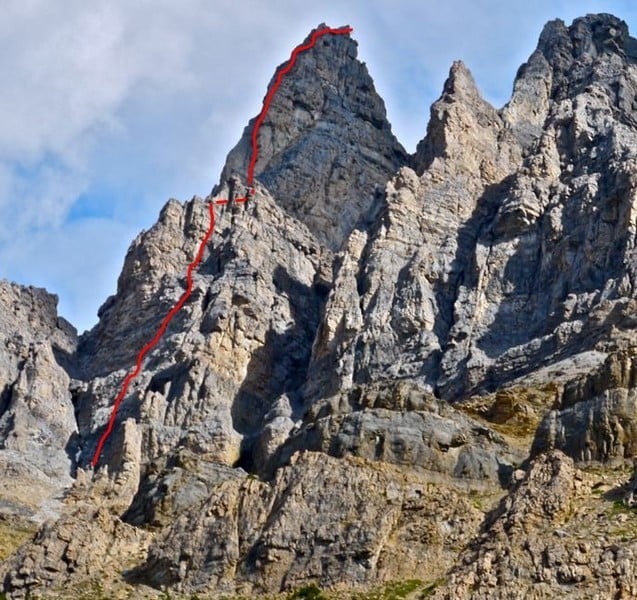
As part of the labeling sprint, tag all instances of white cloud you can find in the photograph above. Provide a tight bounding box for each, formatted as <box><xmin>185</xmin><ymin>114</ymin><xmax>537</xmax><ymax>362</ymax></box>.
<box><xmin>0</xmin><ymin>161</ymin><xmax>88</xmax><ymax>241</ymax></box>
<box><xmin>0</xmin><ymin>1</ymin><xmax>200</xmax><ymax>163</ymax></box>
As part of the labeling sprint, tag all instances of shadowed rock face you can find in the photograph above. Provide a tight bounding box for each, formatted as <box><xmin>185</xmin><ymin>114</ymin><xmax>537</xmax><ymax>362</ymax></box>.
<box><xmin>7</xmin><ymin>13</ymin><xmax>637</xmax><ymax>600</ymax></box>
<box><xmin>220</xmin><ymin>25</ymin><xmax>409</xmax><ymax>250</ymax></box>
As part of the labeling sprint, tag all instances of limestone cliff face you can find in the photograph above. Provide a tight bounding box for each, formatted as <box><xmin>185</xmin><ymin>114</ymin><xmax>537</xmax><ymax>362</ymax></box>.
<box><xmin>75</xmin><ymin>184</ymin><xmax>325</xmax><ymax>489</ymax></box>
<box><xmin>306</xmin><ymin>61</ymin><xmax>523</xmax><ymax>402</ymax></box>
<box><xmin>0</xmin><ymin>282</ymin><xmax>77</xmax><ymax>523</ymax></box>
<box><xmin>438</xmin><ymin>13</ymin><xmax>637</xmax><ymax>401</ymax></box>
<box><xmin>312</xmin><ymin>14</ymin><xmax>637</xmax><ymax>428</ymax></box>
<box><xmin>6</xmin><ymin>14</ymin><xmax>637</xmax><ymax>600</ymax></box>
<box><xmin>221</xmin><ymin>25</ymin><xmax>408</xmax><ymax>250</ymax></box>
<box><xmin>72</xmin><ymin>24</ymin><xmax>409</xmax><ymax>489</ymax></box>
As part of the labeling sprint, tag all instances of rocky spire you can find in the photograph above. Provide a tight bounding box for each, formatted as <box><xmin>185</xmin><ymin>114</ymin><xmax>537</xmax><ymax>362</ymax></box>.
<box><xmin>220</xmin><ymin>24</ymin><xmax>408</xmax><ymax>250</ymax></box>
<box><xmin>413</xmin><ymin>60</ymin><xmax>519</xmax><ymax>180</ymax></box>
<box><xmin>504</xmin><ymin>13</ymin><xmax>637</xmax><ymax>147</ymax></box>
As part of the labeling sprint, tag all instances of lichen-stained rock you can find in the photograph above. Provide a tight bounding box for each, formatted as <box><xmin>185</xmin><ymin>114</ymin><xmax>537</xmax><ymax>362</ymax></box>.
<box><xmin>0</xmin><ymin>503</ymin><xmax>152</xmax><ymax>599</ymax></box>
<box><xmin>432</xmin><ymin>451</ymin><xmax>637</xmax><ymax>600</ymax></box>
<box><xmin>221</xmin><ymin>24</ymin><xmax>408</xmax><ymax>250</ymax></box>
<box><xmin>138</xmin><ymin>452</ymin><xmax>483</xmax><ymax>596</ymax></box>
<box><xmin>0</xmin><ymin>282</ymin><xmax>77</xmax><ymax>523</ymax></box>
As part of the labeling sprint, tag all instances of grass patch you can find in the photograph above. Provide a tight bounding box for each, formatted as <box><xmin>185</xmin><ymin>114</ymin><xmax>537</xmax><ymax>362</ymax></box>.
<box><xmin>288</xmin><ymin>584</ymin><xmax>327</xmax><ymax>599</ymax></box>
<box><xmin>350</xmin><ymin>579</ymin><xmax>423</xmax><ymax>600</ymax></box>
<box><xmin>610</xmin><ymin>500</ymin><xmax>633</xmax><ymax>516</ymax></box>
<box><xmin>284</xmin><ymin>579</ymin><xmax>426</xmax><ymax>600</ymax></box>
<box><xmin>0</xmin><ymin>519</ymin><xmax>37</xmax><ymax>561</ymax></box>
<box><xmin>382</xmin><ymin>579</ymin><xmax>422</xmax><ymax>599</ymax></box>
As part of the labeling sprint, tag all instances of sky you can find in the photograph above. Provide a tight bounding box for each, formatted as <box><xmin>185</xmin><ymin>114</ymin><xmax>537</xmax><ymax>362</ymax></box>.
<box><xmin>3</xmin><ymin>0</ymin><xmax>637</xmax><ymax>333</ymax></box>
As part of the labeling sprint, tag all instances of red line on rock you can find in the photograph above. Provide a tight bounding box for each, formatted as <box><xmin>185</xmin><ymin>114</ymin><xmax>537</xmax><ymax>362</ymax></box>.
<box><xmin>90</xmin><ymin>25</ymin><xmax>353</xmax><ymax>467</ymax></box>
<box><xmin>247</xmin><ymin>25</ymin><xmax>353</xmax><ymax>185</ymax></box>
<box><xmin>91</xmin><ymin>202</ymin><xmax>216</xmax><ymax>467</ymax></box>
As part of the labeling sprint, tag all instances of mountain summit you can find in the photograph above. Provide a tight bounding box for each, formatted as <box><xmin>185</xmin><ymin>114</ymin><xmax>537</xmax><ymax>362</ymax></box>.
<box><xmin>4</xmin><ymin>14</ymin><xmax>637</xmax><ymax>599</ymax></box>
<box><xmin>221</xmin><ymin>24</ymin><xmax>408</xmax><ymax>249</ymax></box>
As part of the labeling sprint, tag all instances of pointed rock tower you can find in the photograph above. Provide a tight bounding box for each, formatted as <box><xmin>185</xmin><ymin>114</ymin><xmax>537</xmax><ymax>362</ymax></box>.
<box><xmin>221</xmin><ymin>24</ymin><xmax>408</xmax><ymax>249</ymax></box>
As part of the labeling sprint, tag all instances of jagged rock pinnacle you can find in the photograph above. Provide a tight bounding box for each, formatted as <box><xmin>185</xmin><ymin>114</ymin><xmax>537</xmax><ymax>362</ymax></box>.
<box><xmin>220</xmin><ymin>24</ymin><xmax>408</xmax><ymax>250</ymax></box>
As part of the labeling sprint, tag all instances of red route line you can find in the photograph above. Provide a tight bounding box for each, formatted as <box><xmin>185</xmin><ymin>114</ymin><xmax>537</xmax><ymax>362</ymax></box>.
<box><xmin>247</xmin><ymin>25</ymin><xmax>353</xmax><ymax>186</ymax></box>
<box><xmin>90</xmin><ymin>24</ymin><xmax>353</xmax><ymax>468</ymax></box>
<box><xmin>90</xmin><ymin>203</ymin><xmax>216</xmax><ymax>466</ymax></box>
